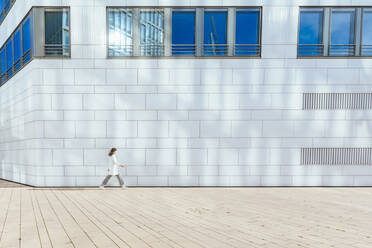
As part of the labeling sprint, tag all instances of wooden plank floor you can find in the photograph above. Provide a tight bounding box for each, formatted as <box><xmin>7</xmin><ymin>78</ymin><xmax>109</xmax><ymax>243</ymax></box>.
<box><xmin>0</xmin><ymin>186</ymin><xmax>371</xmax><ymax>248</ymax></box>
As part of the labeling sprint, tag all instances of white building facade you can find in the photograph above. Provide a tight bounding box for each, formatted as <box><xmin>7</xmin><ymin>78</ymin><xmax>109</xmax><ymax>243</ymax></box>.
<box><xmin>1</xmin><ymin>0</ymin><xmax>372</xmax><ymax>187</ymax></box>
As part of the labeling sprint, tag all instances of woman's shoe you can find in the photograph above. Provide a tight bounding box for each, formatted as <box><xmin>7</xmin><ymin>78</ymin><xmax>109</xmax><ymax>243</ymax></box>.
<box><xmin>121</xmin><ymin>185</ymin><xmax>127</xmax><ymax>189</ymax></box>
<box><xmin>99</xmin><ymin>185</ymin><xmax>104</xmax><ymax>189</ymax></box>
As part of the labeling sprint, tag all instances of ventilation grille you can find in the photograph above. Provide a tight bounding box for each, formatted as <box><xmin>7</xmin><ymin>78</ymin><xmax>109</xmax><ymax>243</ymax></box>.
<box><xmin>303</xmin><ymin>93</ymin><xmax>372</xmax><ymax>109</ymax></box>
<box><xmin>301</xmin><ymin>148</ymin><xmax>372</xmax><ymax>165</ymax></box>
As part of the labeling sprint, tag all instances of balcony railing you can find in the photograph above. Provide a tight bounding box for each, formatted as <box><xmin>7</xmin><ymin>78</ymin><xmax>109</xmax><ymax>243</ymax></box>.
<box><xmin>297</xmin><ymin>44</ymin><xmax>324</xmax><ymax>57</ymax></box>
<box><xmin>328</xmin><ymin>44</ymin><xmax>356</xmax><ymax>56</ymax></box>
<box><xmin>140</xmin><ymin>44</ymin><xmax>164</xmax><ymax>56</ymax></box>
<box><xmin>234</xmin><ymin>44</ymin><xmax>260</xmax><ymax>56</ymax></box>
<box><xmin>0</xmin><ymin>49</ymin><xmax>32</xmax><ymax>85</ymax></box>
<box><xmin>108</xmin><ymin>44</ymin><xmax>261</xmax><ymax>57</ymax></box>
<box><xmin>360</xmin><ymin>44</ymin><xmax>372</xmax><ymax>56</ymax></box>
<box><xmin>171</xmin><ymin>44</ymin><xmax>196</xmax><ymax>56</ymax></box>
<box><xmin>44</xmin><ymin>44</ymin><xmax>70</xmax><ymax>56</ymax></box>
<box><xmin>108</xmin><ymin>45</ymin><xmax>133</xmax><ymax>56</ymax></box>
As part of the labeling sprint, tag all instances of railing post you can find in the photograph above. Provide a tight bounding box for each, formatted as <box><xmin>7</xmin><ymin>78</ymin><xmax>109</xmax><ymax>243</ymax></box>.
<box><xmin>227</xmin><ymin>8</ymin><xmax>235</xmax><ymax>56</ymax></box>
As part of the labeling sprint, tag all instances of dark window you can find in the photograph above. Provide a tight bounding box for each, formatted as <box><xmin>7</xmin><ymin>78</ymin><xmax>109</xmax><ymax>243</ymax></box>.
<box><xmin>13</xmin><ymin>28</ymin><xmax>21</xmax><ymax>72</ymax></box>
<box><xmin>330</xmin><ymin>8</ymin><xmax>356</xmax><ymax>56</ymax></box>
<box><xmin>235</xmin><ymin>8</ymin><xmax>260</xmax><ymax>56</ymax></box>
<box><xmin>203</xmin><ymin>9</ymin><xmax>227</xmax><ymax>56</ymax></box>
<box><xmin>298</xmin><ymin>8</ymin><xmax>324</xmax><ymax>56</ymax></box>
<box><xmin>172</xmin><ymin>9</ymin><xmax>196</xmax><ymax>56</ymax></box>
<box><xmin>361</xmin><ymin>8</ymin><xmax>372</xmax><ymax>56</ymax></box>
<box><xmin>6</xmin><ymin>39</ymin><xmax>13</xmax><ymax>78</ymax></box>
<box><xmin>45</xmin><ymin>9</ymin><xmax>70</xmax><ymax>56</ymax></box>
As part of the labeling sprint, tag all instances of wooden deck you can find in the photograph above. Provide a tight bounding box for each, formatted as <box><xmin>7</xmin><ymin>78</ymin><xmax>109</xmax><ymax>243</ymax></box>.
<box><xmin>0</xmin><ymin>185</ymin><xmax>371</xmax><ymax>247</ymax></box>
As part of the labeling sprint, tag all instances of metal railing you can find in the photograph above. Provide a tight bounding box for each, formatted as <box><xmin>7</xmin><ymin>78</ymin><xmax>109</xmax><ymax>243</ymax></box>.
<box><xmin>361</xmin><ymin>44</ymin><xmax>372</xmax><ymax>56</ymax></box>
<box><xmin>0</xmin><ymin>49</ymin><xmax>33</xmax><ymax>85</ymax></box>
<box><xmin>202</xmin><ymin>44</ymin><xmax>228</xmax><ymax>56</ymax></box>
<box><xmin>44</xmin><ymin>44</ymin><xmax>70</xmax><ymax>56</ymax></box>
<box><xmin>297</xmin><ymin>44</ymin><xmax>324</xmax><ymax>56</ymax></box>
<box><xmin>171</xmin><ymin>44</ymin><xmax>196</xmax><ymax>56</ymax></box>
<box><xmin>140</xmin><ymin>44</ymin><xmax>164</xmax><ymax>56</ymax></box>
<box><xmin>328</xmin><ymin>44</ymin><xmax>356</xmax><ymax>56</ymax></box>
<box><xmin>234</xmin><ymin>44</ymin><xmax>260</xmax><ymax>56</ymax></box>
<box><xmin>108</xmin><ymin>45</ymin><xmax>133</xmax><ymax>56</ymax></box>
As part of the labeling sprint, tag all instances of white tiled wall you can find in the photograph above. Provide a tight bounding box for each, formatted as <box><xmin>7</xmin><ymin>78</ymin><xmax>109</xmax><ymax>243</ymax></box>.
<box><xmin>1</xmin><ymin>0</ymin><xmax>372</xmax><ymax>186</ymax></box>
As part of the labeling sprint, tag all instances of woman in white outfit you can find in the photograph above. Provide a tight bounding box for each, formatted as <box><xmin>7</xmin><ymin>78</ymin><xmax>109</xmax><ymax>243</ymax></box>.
<box><xmin>100</xmin><ymin>148</ymin><xmax>127</xmax><ymax>189</ymax></box>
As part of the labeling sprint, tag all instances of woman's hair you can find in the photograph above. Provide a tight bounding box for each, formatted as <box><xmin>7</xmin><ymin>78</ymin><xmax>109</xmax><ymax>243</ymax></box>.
<box><xmin>108</xmin><ymin>148</ymin><xmax>117</xmax><ymax>157</ymax></box>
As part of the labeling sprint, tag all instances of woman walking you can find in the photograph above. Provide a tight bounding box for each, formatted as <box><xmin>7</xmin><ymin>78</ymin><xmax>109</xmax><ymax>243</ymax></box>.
<box><xmin>100</xmin><ymin>148</ymin><xmax>127</xmax><ymax>189</ymax></box>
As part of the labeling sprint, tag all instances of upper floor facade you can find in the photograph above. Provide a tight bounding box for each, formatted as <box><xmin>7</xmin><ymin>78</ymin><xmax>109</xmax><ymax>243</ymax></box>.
<box><xmin>1</xmin><ymin>0</ymin><xmax>372</xmax><ymax>86</ymax></box>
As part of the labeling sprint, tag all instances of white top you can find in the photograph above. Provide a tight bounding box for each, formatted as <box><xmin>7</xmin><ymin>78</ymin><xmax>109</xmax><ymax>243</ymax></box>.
<box><xmin>109</xmin><ymin>154</ymin><xmax>121</xmax><ymax>175</ymax></box>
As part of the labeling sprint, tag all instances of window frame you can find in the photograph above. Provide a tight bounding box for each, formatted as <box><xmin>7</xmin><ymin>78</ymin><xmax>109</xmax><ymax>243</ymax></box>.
<box><xmin>43</xmin><ymin>7</ymin><xmax>71</xmax><ymax>58</ymax></box>
<box><xmin>106</xmin><ymin>6</ymin><xmax>262</xmax><ymax>59</ymax></box>
<box><xmin>298</xmin><ymin>6</ymin><xmax>372</xmax><ymax>58</ymax></box>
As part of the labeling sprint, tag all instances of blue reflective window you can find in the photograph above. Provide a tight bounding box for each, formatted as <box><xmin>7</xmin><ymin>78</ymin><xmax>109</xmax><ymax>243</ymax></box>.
<box><xmin>0</xmin><ymin>48</ymin><xmax>6</xmax><ymax>83</ymax></box>
<box><xmin>6</xmin><ymin>39</ymin><xmax>13</xmax><ymax>78</ymax></box>
<box><xmin>172</xmin><ymin>9</ymin><xmax>195</xmax><ymax>56</ymax></box>
<box><xmin>22</xmin><ymin>16</ymin><xmax>31</xmax><ymax>63</ymax></box>
<box><xmin>203</xmin><ymin>9</ymin><xmax>227</xmax><ymax>56</ymax></box>
<box><xmin>140</xmin><ymin>10</ymin><xmax>164</xmax><ymax>56</ymax></box>
<box><xmin>330</xmin><ymin>8</ymin><xmax>356</xmax><ymax>56</ymax></box>
<box><xmin>298</xmin><ymin>8</ymin><xmax>324</xmax><ymax>56</ymax></box>
<box><xmin>45</xmin><ymin>9</ymin><xmax>70</xmax><ymax>56</ymax></box>
<box><xmin>4</xmin><ymin>0</ymin><xmax>9</xmax><ymax>12</ymax></box>
<box><xmin>108</xmin><ymin>8</ymin><xmax>133</xmax><ymax>56</ymax></box>
<box><xmin>0</xmin><ymin>1</ymin><xmax>3</xmax><ymax>22</ymax></box>
<box><xmin>13</xmin><ymin>28</ymin><xmax>21</xmax><ymax>72</ymax></box>
<box><xmin>235</xmin><ymin>8</ymin><xmax>260</xmax><ymax>56</ymax></box>
<box><xmin>362</xmin><ymin>9</ymin><xmax>372</xmax><ymax>56</ymax></box>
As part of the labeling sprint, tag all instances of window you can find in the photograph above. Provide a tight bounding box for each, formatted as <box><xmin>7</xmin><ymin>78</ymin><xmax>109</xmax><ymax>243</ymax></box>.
<box><xmin>172</xmin><ymin>9</ymin><xmax>195</xmax><ymax>56</ymax></box>
<box><xmin>361</xmin><ymin>8</ymin><xmax>372</xmax><ymax>56</ymax></box>
<box><xmin>22</xmin><ymin>14</ymin><xmax>32</xmax><ymax>63</ymax></box>
<box><xmin>45</xmin><ymin>8</ymin><xmax>70</xmax><ymax>56</ymax></box>
<box><xmin>140</xmin><ymin>9</ymin><xmax>164</xmax><ymax>56</ymax></box>
<box><xmin>5</xmin><ymin>39</ymin><xmax>13</xmax><ymax>78</ymax></box>
<box><xmin>298</xmin><ymin>7</ymin><xmax>372</xmax><ymax>57</ymax></box>
<box><xmin>235</xmin><ymin>8</ymin><xmax>260</xmax><ymax>56</ymax></box>
<box><xmin>0</xmin><ymin>48</ymin><xmax>5</xmax><ymax>84</ymax></box>
<box><xmin>0</xmin><ymin>0</ymin><xmax>15</xmax><ymax>24</ymax></box>
<box><xmin>13</xmin><ymin>28</ymin><xmax>21</xmax><ymax>72</ymax></box>
<box><xmin>298</xmin><ymin>8</ymin><xmax>324</xmax><ymax>56</ymax></box>
<box><xmin>108</xmin><ymin>8</ymin><xmax>133</xmax><ymax>56</ymax></box>
<box><xmin>203</xmin><ymin>9</ymin><xmax>227</xmax><ymax>56</ymax></box>
<box><xmin>107</xmin><ymin>7</ymin><xmax>262</xmax><ymax>57</ymax></box>
<box><xmin>330</xmin><ymin>8</ymin><xmax>356</xmax><ymax>56</ymax></box>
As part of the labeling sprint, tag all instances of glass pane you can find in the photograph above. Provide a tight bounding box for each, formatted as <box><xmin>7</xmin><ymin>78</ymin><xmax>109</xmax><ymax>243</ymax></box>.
<box><xmin>235</xmin><ymin>8</ymin><xmax>260</xmax><ymax>56</ymax></box>
<box><xmin>203</xmin><ymin>9</ymin><xmax>227</xmax><ymax>56</ymax></box>
<box><xmin>45</xmin><ymin>9</ymin><xmax>70</xmax><ymax>56</ymax></box>
<box><xmin>298</xmin><ymin>8</ymin><xmax>324</xmax><ymax>56</ymax></box>
<box><xmin>22</xmin><ymin>16</ymin><xmax>31</xmax><ymax>58</ymax></box>
<box><xmin>108</xmin><ymin>8</ymin><xmax>133</xmax><ymax>56</ymax></box>
<box><xmin>172</xmin><ymin>9</ymin><xmax>195</xmax><ymax>56</ymax></box>
<box><xmin>0</xmin><ymin>48</ymin><xmax>6</xmax><ymax>78</ymax></box>
<box><xmin>362</xmin><ymin>9</ymin><xmax>372</xmax><ymax>56</ymax></box>
<box><xmin>140</xmin><ymin>10</ymin><xmax>164</xmax><ymax>56</ymax></box>
<box><xmin>6</xmin><ymin>39</ymin><xmax>13</xmax><ymax>78</ymax></box>
<box><xmin>330</xmin><ymin>8</ymin><xmax>356</xmax><ymax>56</ymax></box>
<box><xmin>13</xmin><ymin>28</ymin><xmax>21</xmax><ymax>72</ymax></box>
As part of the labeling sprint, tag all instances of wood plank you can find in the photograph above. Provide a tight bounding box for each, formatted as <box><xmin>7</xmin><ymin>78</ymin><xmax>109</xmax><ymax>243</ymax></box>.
<box><xmin>20</xmin><ymin>189</ymin><xmax>41</xmax><ymax>248</ymax></box>
<box><xmin>0</xmin><ymin>188</ymin><xmax>20</xmax><ymax>248</ymax></box>
<box><xmin>33</xmin><ymin>190</ymin><xmax>74</xmax><ymax>248</ymax></box>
